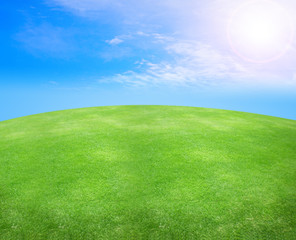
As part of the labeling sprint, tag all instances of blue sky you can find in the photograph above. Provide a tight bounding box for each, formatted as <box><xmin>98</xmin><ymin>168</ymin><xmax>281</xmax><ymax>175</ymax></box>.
<box><xmin>1</xmin><ymin>0</ymin><xmax>296</xmax><ymax>121</ymax></box>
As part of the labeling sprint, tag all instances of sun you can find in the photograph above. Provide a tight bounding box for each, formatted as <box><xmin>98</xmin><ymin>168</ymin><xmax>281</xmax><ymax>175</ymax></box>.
<box><xmin>228</xmin><ymin>0</ymin><xmax>294</xmax><ymax>63</ymax></box>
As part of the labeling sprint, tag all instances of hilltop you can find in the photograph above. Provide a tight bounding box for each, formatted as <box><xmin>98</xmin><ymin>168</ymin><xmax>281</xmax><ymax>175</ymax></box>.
<box><xmin>0</xmin><ymin>106</ymin><xmax>295</xmax><ymax>239</ymax></box>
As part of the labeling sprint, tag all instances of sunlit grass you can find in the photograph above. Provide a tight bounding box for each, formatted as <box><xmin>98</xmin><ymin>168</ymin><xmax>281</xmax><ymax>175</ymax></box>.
<box><xmin>0</xmin><ymin>106</ymin><xmax>295</xmax><ymax>239</ymax></box>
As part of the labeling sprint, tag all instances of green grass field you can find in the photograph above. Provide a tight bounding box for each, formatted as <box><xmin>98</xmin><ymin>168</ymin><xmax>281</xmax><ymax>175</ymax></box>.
<box><xmin>0</xmin><ymin>105</ymin><xmax>295</xmax><ymax>239</ymax></box>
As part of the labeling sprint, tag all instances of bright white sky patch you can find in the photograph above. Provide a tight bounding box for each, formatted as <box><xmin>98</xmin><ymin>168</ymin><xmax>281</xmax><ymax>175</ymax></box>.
<box><xmin>228</xmin><ymin>0</ymin><xmax>294</xmax><ymax>63</ymax></box>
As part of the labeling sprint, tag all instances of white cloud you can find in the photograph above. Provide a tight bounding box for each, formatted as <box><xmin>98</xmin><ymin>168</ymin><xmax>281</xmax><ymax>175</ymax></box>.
<box><xmin>47</xmin><ymin>0</ymin><xmax>206</xmax><ymax>26</ymax></box>
<box><xmin>47</xmin><ymin>0</ymin><xmax>296</xmax><ymax>88</ymax></box>
<box><xmin>106</xmin><ymin>37</ymin><xmax>123</xmax><ymax>45</ymax></box>
<box><xmin>100</xmin><ymin>35</ymin><xmax>251</xmax><ymax>87</ymax></box>
<box><xmin>101</xmin><ymin>32</ymin><xmax>296</xmax><ymax>87</ymax></box>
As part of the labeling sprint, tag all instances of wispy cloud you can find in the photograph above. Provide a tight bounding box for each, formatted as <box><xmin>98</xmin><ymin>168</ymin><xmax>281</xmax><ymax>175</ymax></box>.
<box><xmin>106</xmin><ymin>37</ymin><xmax>123</xmax><ymax>45</ymax></box>
<box><xmin>100</xmin><ymin>34</ymin><xmax>250</xmax><ymax>87</ymax></box>
<box><xmin>100</xmin><ymin>31</ymin><xmax>296</xmax><ymax>88</ymax></box>
<box><xmin>47</xmin><ymin>0</ymin><xmax>207</xmax><ymax>28</ymax></box>
<box><xmin>45</xmin><ymin>0</ymin><xmax>296</xmax><ymax>88</ymax></box>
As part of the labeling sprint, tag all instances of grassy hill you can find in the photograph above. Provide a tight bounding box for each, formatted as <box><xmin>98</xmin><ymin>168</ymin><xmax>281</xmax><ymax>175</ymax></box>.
<box><xmin>0</xmin><ymin>105</ymin><xmax>295</xmax><ymax>239</ymax></box>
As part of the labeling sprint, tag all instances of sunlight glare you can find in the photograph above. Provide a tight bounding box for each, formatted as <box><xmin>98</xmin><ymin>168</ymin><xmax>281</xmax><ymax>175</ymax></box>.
<box><xmin>228</xmin><ymin>0</ymin><xmax>294</xmax><ymax>63</ymax></box>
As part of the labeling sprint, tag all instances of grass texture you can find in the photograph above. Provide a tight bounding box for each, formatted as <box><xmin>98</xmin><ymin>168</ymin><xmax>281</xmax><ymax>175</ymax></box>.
<box><xmin>0</xmin><ymin>105</ymin><xmax>295</xmax><ymax>239</ymax></box>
